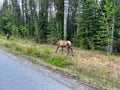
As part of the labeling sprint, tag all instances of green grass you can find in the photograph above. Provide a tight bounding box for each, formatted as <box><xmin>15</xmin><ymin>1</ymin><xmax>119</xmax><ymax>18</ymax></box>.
<box><xmin>45</xmin><ymin>56</ymin><xmax>71</xmax><ymax>68</ymax></box>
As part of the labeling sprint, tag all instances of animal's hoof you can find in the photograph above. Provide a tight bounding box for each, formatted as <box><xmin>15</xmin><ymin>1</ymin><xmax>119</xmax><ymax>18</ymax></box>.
<box><xmin>72</xmin><ymin>55</ymin><xmax>74</xmax><ymax>57</ymax></box>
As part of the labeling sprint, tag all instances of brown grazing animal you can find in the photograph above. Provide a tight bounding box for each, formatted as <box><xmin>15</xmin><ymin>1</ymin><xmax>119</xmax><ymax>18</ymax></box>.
<box><xmin>52</xmin><ymin>40</ymin><xmax>73</xmax><ymax>56</ymax></box>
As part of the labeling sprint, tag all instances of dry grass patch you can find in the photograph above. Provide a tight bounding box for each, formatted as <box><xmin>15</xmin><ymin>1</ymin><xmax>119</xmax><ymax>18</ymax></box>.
<box><xmin>70</xmin><ymin>49</ymin><xmax>120</xmax><ymax>85</ymax></box>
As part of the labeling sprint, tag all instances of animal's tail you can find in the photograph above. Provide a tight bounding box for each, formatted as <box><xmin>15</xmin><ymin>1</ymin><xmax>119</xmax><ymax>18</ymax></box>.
<box><xmin>67</xmin><ymin>41</ymin><xmax>72</xmax><ymax>46</ymax></box>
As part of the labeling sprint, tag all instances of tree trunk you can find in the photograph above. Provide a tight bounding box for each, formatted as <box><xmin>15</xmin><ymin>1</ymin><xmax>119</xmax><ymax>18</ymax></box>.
<box><xmin>110</xmin><ymin>0</ymin><xmax>115</xmax><ymax>53</ymax></box>
<box><xmin>64</xmin><ymin>0</ymin><xmax>68</xmax><ymax>40</ymax></box>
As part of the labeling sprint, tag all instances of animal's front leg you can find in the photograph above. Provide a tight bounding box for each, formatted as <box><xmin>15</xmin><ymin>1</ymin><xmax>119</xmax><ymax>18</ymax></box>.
<box><xmin>55</xmin><ymin>46</ymin><xmax>59</xmax><ymax>53</ymax></box>
<box><xmin>70</xmin><ymin>47</ymin><xmax>74</xmax><ymax>56</ymax></box>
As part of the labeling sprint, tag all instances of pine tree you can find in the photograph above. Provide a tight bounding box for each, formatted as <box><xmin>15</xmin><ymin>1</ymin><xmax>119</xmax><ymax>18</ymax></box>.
<box><xmin>54</xmin><ymin>0</ymin><xmax>64</xmax><ymax>39</ymax></box>
<box><xmin>0</xmin><ymin>0</ymin><xmax>12</xmax><ymax>35</ymax></box>
<box><xmin>99</xmin><ymin>0</ymin><xmax>116</xmax><ymax>53</ymax></box>
<box><xmin>75</xmin><ymin>0</ymin><xmax>100</xmax><ymax>49</ymax></box>
<box><xmin>37</xmin><ymin>0</ymin><xmax>49</xmax><ymax>43</ymax></box>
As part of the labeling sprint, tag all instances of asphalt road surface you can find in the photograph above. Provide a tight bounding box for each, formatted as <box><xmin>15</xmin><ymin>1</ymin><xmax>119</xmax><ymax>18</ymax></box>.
<box><xmin>0</xmin><ymin>49</ymin><xmax>101</xmax><ymax>90</ymax></box>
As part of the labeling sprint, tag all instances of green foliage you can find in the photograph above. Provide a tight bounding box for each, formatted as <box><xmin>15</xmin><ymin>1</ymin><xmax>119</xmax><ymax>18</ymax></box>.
<box><xmin>4</xmin><ymin>43</ymin><xmax>13</xmax><ymax>48</ymax></box>
<box><xmin>11</xmin><ymin>25</ymin><xmax>19</xmax><ymax>36</ymax></box>
<box><xmin>12</xmin><ymin>43</ymin><xmax>23</xmax><ymax>52</ymax></box>
<box><xmin>75</xmin><ymin>0</ymin><xmax>99</xmax><ymax>49</ymax></box>
<box><xmin>54</xmin><ymin>0</ymin><xmax>64</xmax><ymax>39</ymax></box>
<box><xmin>47</xmin><ymin>18</ymin><xmax>59</xmax><ymax>42</ymax></box>
<box><xmin>24</xmin><ymin>46</ymin><xmax>37</xmax><ymax>55</ymax></box>
<box><xmin>22</xmin><ymin>46</ymin><xmax>50</xmax><ymax>58</ymax></box>
<box><xmin>39</xmin><ymin>48</ymin><xmax>51</xmax><ymax>57</ymax></box>
<box><xmin>98</xmin><ymin>0</ymin><xmax>116</xmax><ymax>53</ymax></box>
<box><xmin>2</xmin><ymin>41</ymin><xmax>51</xmax><ymax>58</ymax></box>
<box><xmin>45</xmin><ymin>56</ymin><xmax>71</xmax><ymax>68</ymax></box>
<box><xmin>19</xmin><ymin>25</ymin><xmax>28</xmax><ymax>38</ymax></box>
<box><xmin>37</xmin><ymin>7</ymin><xmax>48</xmax><ymax>43</ymax></box>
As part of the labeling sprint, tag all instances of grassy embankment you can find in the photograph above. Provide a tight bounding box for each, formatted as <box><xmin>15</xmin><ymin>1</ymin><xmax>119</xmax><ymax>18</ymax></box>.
<box><xmin>0</xmin><ymin>35</ymin><xmax>120</xmax><ymax>90</ymax></box>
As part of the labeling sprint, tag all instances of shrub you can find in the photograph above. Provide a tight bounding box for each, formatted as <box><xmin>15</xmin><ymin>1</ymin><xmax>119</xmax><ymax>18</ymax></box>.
<box><xmin>23</xmin><ymin>46</ymin><xmax>38</xmax><ymax>55</ymax></box>
<box><xmin>40</xmin><ymin>48</ymin><xmax>51</xmax><ymax>58</ymax></box>
<box><xmin>45</xmin><ymin>56</ymin><xmax>71</xmax><ymax>68</ymax></box>
<box><xmin>21</xmin><ymin>46</ymin><xmax>51</xmax><ymax>58</ymax></box>
<box><xmin>4</xmin><ymin>43</ymin><xmax>12</xmax><ymax>48</ymax></box>
<box><xmin>12</xmin><ymin>43</ymin><xmax>23</xmax><ymax>52</ymax></box>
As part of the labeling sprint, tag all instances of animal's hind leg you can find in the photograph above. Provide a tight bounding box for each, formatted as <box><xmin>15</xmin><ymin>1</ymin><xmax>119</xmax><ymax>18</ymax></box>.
<box><xmin>69</xmin><ymin>47</ymin><xmax>74</xmax><ymax>56</ymax></box>
<box><xmin>67</xmin><ymin>47</ymin><xmax>70</xmax><ymax>55</ymax></box>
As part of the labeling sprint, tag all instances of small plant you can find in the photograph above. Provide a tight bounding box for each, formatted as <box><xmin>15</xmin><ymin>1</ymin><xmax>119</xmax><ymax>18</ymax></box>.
<box><xmin>34</xmin><ymin>50</ymin><xmax>41</xmax><ymax>57</ymax></box>
<box><xmin>21</xmin><ymin>46</ymin><xmax>51</xmax><ymax>58</ymax></box>
<box><xmin>113</xmin><ymin>78</ymin><xmax>120</xmax><ymax>89</ymax></box>
<box><xmin>12</xmin><ymin>43</ymin><xmax>23</xmax><ymax>52</ymax></box>
<box><xmin>40</xmin><ymin>48</ymin><xmax>51</xmax><ymax>58</ymax></box>
<box><xmin>4</xmin><ymin>43</ymin><xmax>12</xmax><ymax>48</ymax></box>
<box><xmin>45</xmin><ymin>56</ymin><xmax>71</xmax><ymax>68</ymax></box>
<box><xmin>26</xmin><ymin>46</ymin><xmax>38</xmax><ymax>55</ymax></box>
<box><xmin>98</xmin><ymin>67</ymin><xmax>110</xmax><ymax>79</ymax></box>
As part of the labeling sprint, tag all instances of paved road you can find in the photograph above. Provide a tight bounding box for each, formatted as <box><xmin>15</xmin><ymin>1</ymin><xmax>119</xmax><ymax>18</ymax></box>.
<box><xmin>0</xmin><ymin>49</ymin><xmax>100</xmax><ymax>90</ymax></box>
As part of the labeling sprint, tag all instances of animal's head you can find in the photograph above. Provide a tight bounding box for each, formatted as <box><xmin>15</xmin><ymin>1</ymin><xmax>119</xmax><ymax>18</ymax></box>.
<box><xmin>51</xmin><ymin>39</ymin><xmax>57</xmax><ymax>45</ymax></box>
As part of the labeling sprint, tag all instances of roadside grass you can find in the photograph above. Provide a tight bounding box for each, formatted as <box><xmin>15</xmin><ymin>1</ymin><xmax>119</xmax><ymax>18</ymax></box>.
<box><xmin>0</xmin><ymin>36</ymin><xmax>71</xmax><ymax>68</ymax></box>
<box><xmin>0</xmin><ymin>35</ymin><xmax>120</xmax><ymax>90</ymax></box>
<box><xmin>45</xmin><ymin>56</ymin><xmax>71</xmax><ymax>68</ymax></box>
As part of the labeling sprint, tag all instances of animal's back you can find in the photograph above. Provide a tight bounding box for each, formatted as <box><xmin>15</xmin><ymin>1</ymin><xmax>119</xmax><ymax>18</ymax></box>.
<box><xmin>57</xmin><ymin>40</ymin><xmax>67</xmax><ymax>47</ymax></box>
<box><xmin>57</xmin><ymin>40</ymin><xmax>72</xmax><ymax>47</ymax></box>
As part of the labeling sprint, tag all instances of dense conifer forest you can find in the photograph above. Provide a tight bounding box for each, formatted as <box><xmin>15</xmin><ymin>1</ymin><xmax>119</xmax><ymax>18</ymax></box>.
<box><xmin>0</xmin><ymin>0</ymin><xmax>120</xmax><ymax>54</ymax></box>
